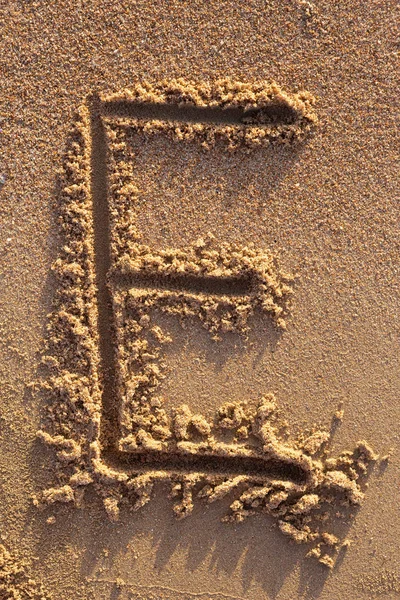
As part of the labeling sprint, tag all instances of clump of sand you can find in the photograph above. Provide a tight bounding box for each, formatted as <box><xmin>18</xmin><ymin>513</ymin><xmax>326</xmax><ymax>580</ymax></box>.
<box><xmin>0</xmin><ymin>544</ymin><xmax>51</xmax><ymax>600</ymax></box>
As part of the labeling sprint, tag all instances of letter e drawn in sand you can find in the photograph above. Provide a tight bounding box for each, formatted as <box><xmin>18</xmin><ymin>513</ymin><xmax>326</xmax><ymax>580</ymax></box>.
<box><xmin>37</xmin><ymin>81</ymin><xmax>376</xmax><ymax>567</ymax></box>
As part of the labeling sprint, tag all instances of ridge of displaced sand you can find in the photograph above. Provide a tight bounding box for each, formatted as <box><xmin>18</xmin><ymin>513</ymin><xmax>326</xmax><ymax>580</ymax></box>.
<box><xmin>101</xmin><ymin>78</ymin><xmax>318</xmax><ymax>149</ymax></box>
<box><xmin>35</xmin><ymin>83</ymin><xmax>376</xmax><ymax>568</ymax></box>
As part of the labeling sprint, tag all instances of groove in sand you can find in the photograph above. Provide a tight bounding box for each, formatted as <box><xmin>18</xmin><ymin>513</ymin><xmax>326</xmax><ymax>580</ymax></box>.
<box><xmin>102</xmin><ymin>100</ymin><xmax>299</xmax><ymax>125</ymax></box>
<box><xmin>111</xmin><ymin>272</ymin><xmax>255</xmax><ymax>297</ymax></box>
<box><xmin>88</xmin><ymin>93</ymin><xmax>119</xmax><ymax>446</ymax></box>
<box><xmin>88</xmin><ymin>95</ymin><xmax>297</xmax><ymax>488</ymax></box>
<box><xmin>104</xmin><ymin>448</ymin><xmax>308</xmax><ymax>484</ymax></box>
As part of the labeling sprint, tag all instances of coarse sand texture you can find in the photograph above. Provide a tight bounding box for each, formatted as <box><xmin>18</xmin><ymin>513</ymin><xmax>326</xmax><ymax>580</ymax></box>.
<box><xmin>36</xmin><ymin>80</ymin><xmax>377</xmax><ymax>569</ymax></box>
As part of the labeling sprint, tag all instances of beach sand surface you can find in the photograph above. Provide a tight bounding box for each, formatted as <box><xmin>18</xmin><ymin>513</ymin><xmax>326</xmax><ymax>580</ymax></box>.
<box><xmin>0</xmin><ymin>1</ymin><xmax>399</xmax><ymax>598</ymax></box>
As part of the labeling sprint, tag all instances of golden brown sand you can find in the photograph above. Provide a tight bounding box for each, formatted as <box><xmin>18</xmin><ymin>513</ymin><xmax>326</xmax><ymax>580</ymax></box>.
<box><xmin>36</xmin><ymin>86</ymin><xmax>377</xmax><ymax>571</ymax></box>
<box><xmin>0</xmin><ymin>1</ymin><xmax>399</xmax><ymax>599</ymax></box>
<box><xmin>0</xmin><ymin>544</ymin><xmax>51</xmax><ymax>600</ymax></box>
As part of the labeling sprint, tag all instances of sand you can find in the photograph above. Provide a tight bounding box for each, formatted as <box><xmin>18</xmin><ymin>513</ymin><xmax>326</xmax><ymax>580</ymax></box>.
<box><xmin>0</xmin><ymin>1</ymin><xmax>399</xmax><ymax>599</ymax></box>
